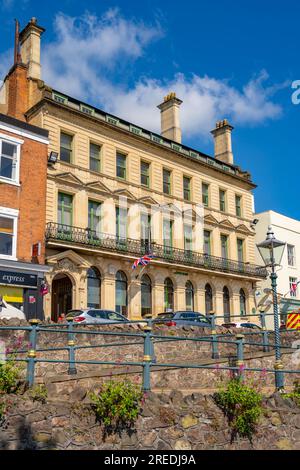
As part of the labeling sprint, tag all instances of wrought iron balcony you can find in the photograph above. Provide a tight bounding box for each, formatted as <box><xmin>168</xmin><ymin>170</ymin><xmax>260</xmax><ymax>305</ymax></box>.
<box><xmin>45</xmin><ymin>222</ymin><xmax>267</xmax><ymax>279</ymax></box>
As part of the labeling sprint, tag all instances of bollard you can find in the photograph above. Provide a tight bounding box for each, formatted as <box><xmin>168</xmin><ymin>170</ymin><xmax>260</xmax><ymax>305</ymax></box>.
<box><xmin>26</xmin><ymin>319</ymin><xmax>39</xmax><ymax>387</ymax></box>
<box><xmin>142</xmin><ymin>322</ymin><xmax>152</xmax><ymax>391</ymax></box>
<box><xmin>67</xmin><ymin>318</ymin><xmax>77</xmax><ymax>375</ymax></box>
<box><xmin>274</xmin><ymin>361</ymin><xmax>285</xmax><ymax>391</ymax></box>
<box><xmin>209</xmin><ymin>315</ymin><xmax>219</xmax><ymax>359</ymax></box>
<box><xmin>236</xmin><ymin>334</ymin><xmax>244</xmax><ymax>379</ymax></box>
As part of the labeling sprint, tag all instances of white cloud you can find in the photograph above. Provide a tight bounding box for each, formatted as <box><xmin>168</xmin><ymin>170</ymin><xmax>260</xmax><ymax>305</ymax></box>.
<box><xmin>1</xmin><ymin>9</ymin><xmax>285</xmax><ymax>139</ymax></box>
<box><xmin>1</xmin><ymin>0</ymin><xmax>29</xmax><ymax>9</ymax></box>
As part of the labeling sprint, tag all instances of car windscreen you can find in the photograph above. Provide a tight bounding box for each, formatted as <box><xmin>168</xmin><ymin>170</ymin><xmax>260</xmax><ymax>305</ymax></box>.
<box><xmin>177</xmin><ymin>312</ymin><xmax>201</xmax><ymax>319</ymax></box>
<box><xmin>156</xmin><ymin>313</ymin><xmax>174</xmax><ymax>319</ymax></box>
<box><xmin>240</xmin><ymin>323</ymin><xmax>259</xmax><ymax>329</ymax></box>
<box><xmin>106</xmin><ymin>311</ymin><xmax>126</xmax><ymax>321</ymax></box>
<box><xmin>88</xmin><ymin>310</ymin><xmax>107</xmax><ymax>319</ymax></box>
<box><xmin>67</xmin><ymin>310</ymin><xmax>83</xmax><ymax>317</ymax></box>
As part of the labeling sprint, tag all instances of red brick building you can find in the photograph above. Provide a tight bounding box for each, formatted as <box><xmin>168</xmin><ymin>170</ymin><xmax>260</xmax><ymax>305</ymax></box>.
<box><xmin>0</xmin><ymin>111</ymin><xmax>49</xmax><ymax>319</ymax></box>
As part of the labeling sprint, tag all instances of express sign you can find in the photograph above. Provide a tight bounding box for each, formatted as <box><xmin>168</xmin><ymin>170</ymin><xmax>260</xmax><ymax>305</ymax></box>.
<box><xmin>0</xmin><ymin>271</ymin><xmax>38</xmax><ymax>287</ymax></box>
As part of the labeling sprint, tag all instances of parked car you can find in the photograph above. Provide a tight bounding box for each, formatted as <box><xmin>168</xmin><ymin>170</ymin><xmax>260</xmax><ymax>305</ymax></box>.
<box><xmin>0</xmin><ymin>299</ymin><xmax>25</xmax><ymax>320</ymax></box>
<box><xmin>154</xmin><ymin>311</ymin><xmax>212</xmax><ymax>328</ymax></box>
<box><xmin>221</xmin><ymin>322</ymin><xmax>262</xmax><ymax>330</ymax></box>
<box><xmin>67</xmin><ymin>309</ymin><xmax>129</xmax><ymax>324</ymax></box>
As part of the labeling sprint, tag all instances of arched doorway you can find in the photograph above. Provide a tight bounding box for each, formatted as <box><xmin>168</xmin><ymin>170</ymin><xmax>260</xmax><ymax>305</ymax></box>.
<box><xmin>141</xmin><ymin>274</ymin><xmax>152</xmax><ymax>317</ymax></box>
<box><xmin>87</xmin><ymin>267</ymin><xmax>101</xmax><ymax>309</ymax></box>
<box><xmin>51</xmin><ymin>273</ymin><xmax>73</xmax><ymax>322</ymax></box>
<box><xmin>240</xmin><ymin>288</ymin><xmax>247</xmax><ymax>317</ymax></box>
<box><xmin>223</xmin><ymin>286</ymin><xmax>231</xmax><ymax>322</ymax></box>
<box><xmin>185</xmin><ymin>281</ymin><xmax>194</xmax><ymax>311</ymax></box>
<box><xmin>205</xmin><ymin>283</ymin><xmax>213</xmax><ymax>315</ymax></box>
<box><xmin>115</xmin><ymin>271</ymin><xmax>128</xmax><ymax>316</ymax></box>
<box><xmin>164</xmin><ymin>278</ymin><xmax>174</xmax><ymax>312</ymax></box>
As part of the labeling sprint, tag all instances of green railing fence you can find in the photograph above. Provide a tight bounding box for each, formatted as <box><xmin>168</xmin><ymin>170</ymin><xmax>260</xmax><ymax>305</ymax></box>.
<box><xmin>0</xmin><ymin>317</ymin><xmax>299</xmax><ymax>392</ymax></box>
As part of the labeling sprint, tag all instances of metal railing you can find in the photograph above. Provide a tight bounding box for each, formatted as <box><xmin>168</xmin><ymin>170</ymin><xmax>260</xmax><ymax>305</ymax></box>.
<box><xmin>1</xmin><ymin>318</ymin><xmax>299</xmax><ymax>392</ymax></box>
<box><xmin>45</xmin><ymin>222</ymin><xmax>267</xmax><ymax>278</ymax></box>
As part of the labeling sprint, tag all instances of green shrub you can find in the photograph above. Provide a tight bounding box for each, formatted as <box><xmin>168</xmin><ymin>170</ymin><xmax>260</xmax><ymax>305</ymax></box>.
<box><xmin>0</xmin><ymin>360</ymin><xmax>22</xmax><ymax>394</ymax></box>
<box><xmin>28</xmin><ymin>384</ymin><xmax>48</xmax><ymax>403</ymax></box>
<box><xmin>283</xmin><ymin>380</ymin><xmax>300</xmax><ymax>407</ymax></box>
<box><xmin>214</xmin><ymin>378</ymin><xmax>263</xmax><ymax>442</ymax></box>
<box><xmin>90</xmin><ymin>379</ymin><xmax>144</xmax><ymax>436</ymax></box>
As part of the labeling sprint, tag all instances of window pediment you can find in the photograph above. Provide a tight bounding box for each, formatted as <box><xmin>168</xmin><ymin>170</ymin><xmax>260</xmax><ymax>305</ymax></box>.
<box><xmin>86</xmin><ymin>180</ymin><xmax>111</xmax><ymax>194</ymax></box>
<box><xmin>55</xmin><ymin>172</ymin><xmax>84</xmax><ymax>187</ymax></box>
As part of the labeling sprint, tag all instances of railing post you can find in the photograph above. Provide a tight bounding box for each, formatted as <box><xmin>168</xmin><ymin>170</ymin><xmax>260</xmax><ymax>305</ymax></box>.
<box><xmin>259</xmin><ymin>310</ymin><xmax>266</xmax><ymax>329</ymax></box>
<box><xmin>67</xmin><ymin>318</ymin><xmax>77</xmax><ymax>375</ymax></box>
<box><xmin>209</xmin><ymin>314</ymin><xmax>219</xmax><ymax>359</ymax></box>
<box><xmin>142</xmin><ymin>322</ymin><xmax>152</xmax><ymax>392</ymax></box>
<box><xmin>236</xmin><ymin>334</ymin><xmax>244</xmax><ymax>379</ymax></box>
<box><xmin>262</xmin><ymin>328</ymin><xmax>270</xmax><ymax>353</ymax></box>
<box><xmin>26</xmin><ymin>319</ymin><xmax>39</xmax><ymax>387</ymax></box>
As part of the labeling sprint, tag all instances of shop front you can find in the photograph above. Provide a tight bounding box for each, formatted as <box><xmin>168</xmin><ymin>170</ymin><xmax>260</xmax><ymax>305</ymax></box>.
<box><xmin>0</xmin><ymin>261</ymin><xmax>51</xmax><ymax>320</ymax></box>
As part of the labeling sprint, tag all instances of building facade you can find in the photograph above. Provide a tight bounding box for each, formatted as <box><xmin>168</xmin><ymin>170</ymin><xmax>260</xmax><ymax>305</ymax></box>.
<box><xmin>0</xmin><ymin>18</ymin><xmax>266</xmax><ymax>322</ymax></box>
<box><xmin>255</xmin><ymin>210</ymin><xmax>300</xmax><ymax>329</ymax></box>
<box><xmin>0</xmin><ymin>111</ymin><xmax>50</xmax><ymax>319</ymax></box>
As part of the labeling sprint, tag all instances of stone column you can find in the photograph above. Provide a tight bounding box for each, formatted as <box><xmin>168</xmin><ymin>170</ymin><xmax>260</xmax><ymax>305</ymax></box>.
<box><xmin>232</xmin><ymin>291</ymin><xmax>241</xmax><ymax>320</ymax></box>
<box><xmin>215</xmin><ymin>287</ymin><xmax>224</xmax><ymax>325</ymax></box>
<box><xmin>102</xmin><ymin>264</ymin><xmax>117</xmax><ymax>311</ymax></box>
<box><xmin>78</xmin><ymin>268</ymin><xmax>88</xmax><ymax>308</ymax></box>
<box><xmin>128</xmin><ymin>278</ymin><xmax>141</xmax><ymax>320</ymax></box>
<box><xmin>152</xmin><ymin>273</ymin><xmax>165</xmax><ymax>316</ymax></box>
<box><xmin>174</xmin><ymin>275</ymin><xmax>186</xmax><ymax>311</ymax></box>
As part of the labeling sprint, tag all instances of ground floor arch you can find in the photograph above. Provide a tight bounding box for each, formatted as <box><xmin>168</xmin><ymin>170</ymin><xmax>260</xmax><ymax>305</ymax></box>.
<box><xmin>51</xmin><ymin>272</ymin><xmax>73</xmax><ymax>322</ymax></box>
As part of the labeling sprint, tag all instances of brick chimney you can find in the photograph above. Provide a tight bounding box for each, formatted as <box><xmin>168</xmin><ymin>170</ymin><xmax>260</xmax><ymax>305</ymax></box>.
<box><xmin>19</xmin><ymin>17</ymin><xmax>45</xmax><ymax>80</ymax></box>
<box><xmin>157</xmin><ymin>92</ymin><xmax>183</xmax><ymax>143</ymax></box>
<box><xmin>6</xmin><ymin>20</ymin><xmax>28</xmax><ymax>121</ymax></box>
<box><xmin>211</xmin><ymin>119</ymin><xmax>234</xmax><ymax>165</ymax></box>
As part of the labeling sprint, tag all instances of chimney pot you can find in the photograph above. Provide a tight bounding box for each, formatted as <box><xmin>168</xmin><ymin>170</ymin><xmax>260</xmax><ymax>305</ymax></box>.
<box><xmin>19</xmin><ymin>18</ymin><xmax>45</xmax><ymax>80</ymax></box>
<box><xmin>211</xmin><ymin>119</ymin><xmax>234</xmax><ymax>164</ymax></box>
<box><xmin>158</xmin><ymin>92</ymin><xmax>183</xmax><ymax>143</ymax></box>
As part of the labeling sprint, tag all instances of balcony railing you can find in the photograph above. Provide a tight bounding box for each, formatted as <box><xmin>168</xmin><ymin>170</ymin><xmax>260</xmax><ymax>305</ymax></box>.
<box><xmin>45</xmin><ymin>222</ymin><xmax>267</xmax><ymax>279</ymax></box>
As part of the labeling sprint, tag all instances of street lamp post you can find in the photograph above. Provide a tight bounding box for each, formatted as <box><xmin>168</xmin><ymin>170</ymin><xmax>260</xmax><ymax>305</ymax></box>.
<box><xmin>256</xmin><ymin>225</ymin><xmax>286</xmax><ymax>391</ymax></box>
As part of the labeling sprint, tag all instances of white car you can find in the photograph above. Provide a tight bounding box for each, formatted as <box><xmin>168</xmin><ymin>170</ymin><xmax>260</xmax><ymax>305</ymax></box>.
<box><xmin>0</xmin><ymin>299</ymin><xmax>25</xmax><ymax>320</ymax></box>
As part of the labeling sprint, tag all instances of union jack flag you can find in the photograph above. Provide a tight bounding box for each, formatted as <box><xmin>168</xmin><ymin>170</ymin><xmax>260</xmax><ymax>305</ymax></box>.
<box><xmin>132</xmin><ymin>254</ymin><xmax>153</xmax><ymax>270</ymax></box>
<box><xmin>290</xmin><ymin>281</ymin><xmax>300</xmax><ymax>295</ymax></box>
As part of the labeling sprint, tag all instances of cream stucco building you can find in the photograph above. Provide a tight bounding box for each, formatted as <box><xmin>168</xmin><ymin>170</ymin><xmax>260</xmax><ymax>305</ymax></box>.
<box><xmin>255</xmin><ymin>210</ymin><xmax>300</xmax><ymax>329</ymax></box>
<box><xmin>0</xmin><ymin>18</ymin><xmax>266</xmax><ymax>322</ymax></box>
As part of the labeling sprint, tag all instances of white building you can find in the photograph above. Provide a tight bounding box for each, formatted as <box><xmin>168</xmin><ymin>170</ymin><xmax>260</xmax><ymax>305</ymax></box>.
<box><xmin>255</xmin><ymin>210</ymin><xmax>300</xmax><ymax>329</ymax></box>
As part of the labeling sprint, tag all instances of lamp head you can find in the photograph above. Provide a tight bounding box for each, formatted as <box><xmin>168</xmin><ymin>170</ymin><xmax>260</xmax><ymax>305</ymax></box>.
<box><xmin>256</xmin><ymin>225</ymin><xmax>286</xmax><ymax>267</ymax></box>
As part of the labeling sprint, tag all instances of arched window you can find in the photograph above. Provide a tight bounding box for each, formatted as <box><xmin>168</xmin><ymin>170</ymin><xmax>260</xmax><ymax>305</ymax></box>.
<box><xmin>87</xmin><ymin>267</ymin><xmax>101</xmax><ymax>309</ymax></box>
<box><xmin>185</xmin><ymin>281</ymin><xmax>194</xmax><ymax>311</ymax></box>
<box><xmin>115</xmin><ymin>271</ymin><xmax>128</xmax><ymax>316</ymax></box>
<box><xmin>223</xmin><ymin>286</ymin><xmax>230</xmax><ymax>321</ymax></box>
<box><xmin>164</xmin><ymin>278</ymin><xmax>174</xmax><ymax>312</ymax></box>
<box><xmin>240</xmin><ymin>289</ymin><xmax>247</xmax><ymax>316</ymax></box>
<box><xmin>205</xmin><ymin>283</ymin><xmax>213</xmax><ymax>315</ymax></box>
<box><xmin>141</xmin><ymin>274</ymin><xmax>152</xmax><ymax>317</ymax></box>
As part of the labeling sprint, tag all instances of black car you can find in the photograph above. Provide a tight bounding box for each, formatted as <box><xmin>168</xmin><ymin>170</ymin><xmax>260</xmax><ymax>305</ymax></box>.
<box><xmin>154</xmin><ymin>311</ymin><xmax>212</xmax><ymax>328</ymax></box>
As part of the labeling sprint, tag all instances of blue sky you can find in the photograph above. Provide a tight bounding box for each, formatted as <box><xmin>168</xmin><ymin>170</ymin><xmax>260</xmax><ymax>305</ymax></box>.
<box><xmin>1</xmin><ymin>0</ymin><xmax>299</xmax><ymax>222</ymax></box>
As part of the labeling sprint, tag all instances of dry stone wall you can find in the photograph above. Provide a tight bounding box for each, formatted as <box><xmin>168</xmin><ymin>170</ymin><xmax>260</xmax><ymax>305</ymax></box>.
<box><xmin>0</xmin><ymin>391</ymin><xmax>299</xmax><ymax>450</ymax></box>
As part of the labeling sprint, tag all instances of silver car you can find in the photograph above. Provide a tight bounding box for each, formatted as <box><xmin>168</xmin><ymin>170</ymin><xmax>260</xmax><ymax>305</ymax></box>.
<box><xmin>67</xmin><ymin>309</ymin><xmax>129</xmax><ymax>324</ymax></box>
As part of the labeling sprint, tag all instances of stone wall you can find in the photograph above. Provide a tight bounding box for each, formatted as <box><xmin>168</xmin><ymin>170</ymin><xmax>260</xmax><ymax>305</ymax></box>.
<box><xmin>0</xmin><ymin>391</ymin><xmax>299</xmax><ymax>450</ymax></box>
